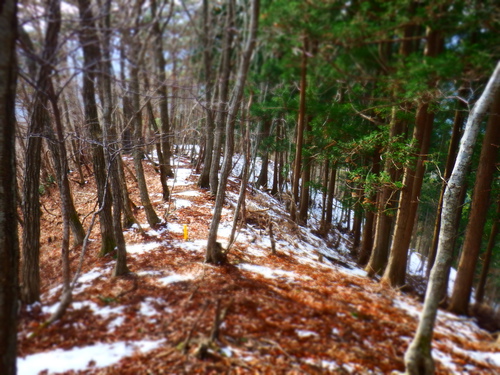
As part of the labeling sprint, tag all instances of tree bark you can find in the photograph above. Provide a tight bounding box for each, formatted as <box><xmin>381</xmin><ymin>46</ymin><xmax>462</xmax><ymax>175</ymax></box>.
<box><xmin>209</xmin><ymin>0</ymin><xmax>235</xmax><ymax>195</ymax></box>
<box><xmin>358</xmin><ymin>149</ymin><xmax>381</xmax><ymax>266</ymax></box>
<box><xmin>151</xmin><ymin>0</ymin><xmax>173</xmax><ymax>179</ymax></box>
<box><xmin>475</xmin><ymin>197</ymin><xmax>500</xmax><ymax>307</ymax></box>
<box><xmin>404</xmin><ymin>61</ymin><xmax>500</xmax><ymax>375</ymax></box>
<box><xmin>205</xmin><ymin>0</ymin><xmax>260</xmax><ymax>264</ymax></box>
<box><xmin>290</xmin><ymin>36</ymin><xmax>308</xmax><ymax>222</ymax></box>
<box><xmin>21</xmin><ymin>0</ymin><xmax>61</xmax><ymax>303</ymax></box>
<box><xmin>448</xmin><ymin>89</ymin><xmax>500</xmax><ymax>315</ymax></box>
<box><xmin>381</xmin><ymin>102</ymin><xmax>433</xmax><ymax>287</ymax></box>
<box><xmin>0</xmin><ymin>0</ymin><xmax>19</xmax><ymax>372</ymax></box>
<box><xmin>197</xmin><ymin>0</ymin><xmax>216</xmax><ymax>189</ymax></box>
<box><xmin>426</xmin><ymin>87</ymin><xmax>466</xmax><ymax>277</ymax></box>
<box><xmin>298</xmin><ymin>121</ymin><xmax>312</xmax><ymax>225</ymax></box>
<box><xmin>77</xmin><ymin>0</ymin><xmax>116</xmax><ymax>256</ymax></box>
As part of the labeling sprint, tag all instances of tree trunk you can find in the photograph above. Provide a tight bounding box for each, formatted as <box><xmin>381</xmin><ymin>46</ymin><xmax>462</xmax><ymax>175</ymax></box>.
<box><xmin>209</xmin><ymin>0</ymin><xmax>235</xmax><ymax>195</ymax></box>
<box><xmin>290</xmin><ymin>36</ymin><xmax>308</xmax><ymax>222</ymax></box>
<box><xmin>205</xmin><ymin>0</ymin><xmax>260</xmax><ymax>264</ymax></box>
<box><xmin>381</xmin><ymin>102</ymin><xmax>433</xmax><ymax>287</ymax></box>
<box><xmin>358</xmin><ymin>149</ymin><xmax>381</xmax><ymax>266</ymax></box>
<box><xmin>404</xmin><ymin>61</ymin><xmax>500</xmax><ymax>375</ymax></box>
<box><xmin>0</xmin><ymin>0</ymin><xmax>19</xmax><ymax>372</ymax></box>
<box><xmin>381</xmin><ymin>27</ymin><xmax>442</xmax><ymax>287</ymax></box>
<box><xmin>426</xmin><ymin>87</ymin><xmax>466</xmax><ymax>277</ymax></box>
<box><xmin>144</xmin><ymin>75</ymin><xmax>170</xmax><ymax>200</ymax></box>
<box><xmin>298</xmin><ymin>121</ymin><xmax>312</xmax><ymax>225</ymax></box>
<box><xmin>78</xmin><ymin>0</ymin><xmax>116</xmax><ymax>257</ymax></box>
<box><xmin>151</xmin><ymin>0</ymin><xmax>173</xmax><ymax>179</ymax></box>
<box><xmin>96</xmin><ymin>0</ymin><xmax>130</xmax><ymax>276</ymax></box>
<box><xmin>21</xmin><ymin>0</ymin><xmax>61</xmax><ymax>303</ymax></box>
<box><xmin>475</xmin><ymin>197</ymin><xmax>500</xmax><ymax>307</ymax></box>
<box><xmin>198</xmin><ymin>0</ymin><xmax>216</xmax><ymax>189</ymax></box>
<box><xmin>129</xmin><ymin>62</ymin><xmax>161</xmax><ymax>227</ymax></box>
<box><xmin>448</xmin><ymin>89</ymin><xmax>500</xmax><ymax>315</ymax></box>
<box><xmin>256</xmin><ymin>118</ymin><xmax>272</xmax><ymax>189</ymax></box>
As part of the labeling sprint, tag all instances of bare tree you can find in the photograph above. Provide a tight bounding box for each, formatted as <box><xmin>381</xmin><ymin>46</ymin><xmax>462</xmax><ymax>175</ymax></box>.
<box><xmin>205</xmin><ymin>0</ymin><xmax>260</xmax><ymax>263</ymax></box>
<box><xmin>0</xmin><ymin>0</ymin><xmax>19</xmax><ymax>373</ymax></box>
<box><xmin>403</xmin><ymin>62</ymin><xmax>500</xmax><ymax>375</ymax></box>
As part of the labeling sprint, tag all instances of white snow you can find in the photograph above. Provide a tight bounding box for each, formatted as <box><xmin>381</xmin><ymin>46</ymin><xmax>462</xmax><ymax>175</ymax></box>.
<box><xmin>157</xmin><ymin>273</ymin><xmax>196</xmax><ymax>285</ymax></box>
<box><xmin>174</xmin><ymin>198</ymin><xmax>192</xmax><ymax>208</ymax></box>
<box><xmin>174</xmin><ymin>190</ymin><xmax>201</xmax><ymax>197</ymax></box>
<box><xmin>126</xmin><ymin>242</ymin><xmax>162</xmax><ymax>255</ymax></box>
<box><xmin>237</xmin><ymin>263</ymin><xmax>301</xmax><ymax>280</ymax></box>
<box><xmin>296</xmin><ymin>329</ymin><xmax>318</xmax><ymax>338</ymax></box>
<box><xmin>17</xmin><ymin>339</ymin><xmax>165</xmax><ymax>375</ymax></box>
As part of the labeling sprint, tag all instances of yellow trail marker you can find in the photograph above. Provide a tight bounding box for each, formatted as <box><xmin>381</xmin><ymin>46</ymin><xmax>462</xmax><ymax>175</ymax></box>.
<box><xmin>183</xmin><ymin>224</ymin><xmax>188</xmax><ymax>241</ymax></box>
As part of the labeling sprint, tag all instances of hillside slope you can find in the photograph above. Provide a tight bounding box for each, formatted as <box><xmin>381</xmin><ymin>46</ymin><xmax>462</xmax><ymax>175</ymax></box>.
<box><xmin>17</xmin><ymin>155</ymin><xmax>500</xmax><ymax>374</ymax></box>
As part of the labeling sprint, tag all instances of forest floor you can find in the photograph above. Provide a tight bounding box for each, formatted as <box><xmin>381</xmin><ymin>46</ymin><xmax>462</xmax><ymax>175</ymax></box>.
<box><xmin>17</xmin><ymin>152</ymin><xmax>500</xmax><ymax>374</ymax></box>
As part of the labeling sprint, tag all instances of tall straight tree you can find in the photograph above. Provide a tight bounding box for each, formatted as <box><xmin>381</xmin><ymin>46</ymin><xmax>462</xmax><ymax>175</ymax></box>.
<box><xmin>21</xmin><ymin>0</ymin><xmax>61</xmax><ymax>303</ymax></box>
<box><xmin>77</xmin><ymin>0</ymin><xmax>116</xmax><ymax>256</ymax></box>
<box><xmin>205</xmin><ymin>0</ymin><xmax>260</xmax><ymax>263</ymax></box>
<box><xmin>448</xmin><ymin>89</ymin><xmax>500</xmax><ymax>315</ymax></box>
<box><xmin>404</xmin><ymin>62</ymin><xmax>500</xmax><ymax>375</ymax></box>
<box><xmin>381</xmin><ymin>27</ymin><xmax>442</xmax><ymax>288</ymax></box>
<box><xmin>209</xmin><ymin>0</ymin><xmax>235</xmax><ymax>195</ymax></box>
<box><xmin>0</xmin><ymin>0</ymin><xmax>19</xmax><ymax>373</ymax></box>
<box><xmin>290</xmin><ymin>36</ymin><xmax>308</xmax><ymax>223</ymax></box>
<box><xmin>197</xmin><ymin>0</ymin><xmax>216</xmax><ymax>189</ymax></box>
<box><xmin>151</xmin><ymin>0</ymin><xmax>174</xmax><ymax>186</ymax></box>
<box><xmin>126</xmin><ymin>0</ymin><xmax>161</xmax><ymax>228</ymax></box>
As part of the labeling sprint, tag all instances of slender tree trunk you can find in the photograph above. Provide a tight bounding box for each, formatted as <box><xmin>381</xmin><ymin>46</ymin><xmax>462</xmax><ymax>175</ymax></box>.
<box><xmin>47</xmin><ymin>79</ymin><xmax>75</xmax><ymax>291</ymax></box>
<box><xmin>448</xmin><ymin>89</ymin><xmax>500</xmax><ymax>315</ymax></box>
<box><xmin>0</xmin><ymin>0</ymin><xmax>19</xmax><ymax>372</ymax></box>
<box><xmin>21</xmin><ymin>0</ymin><xmax>61</xmax><ymax>303</ymax></box>
<box><xmin>209</xmin><ymin>0</ymin><xmax>235</xmax><ymax>194</ymax></box>
<box><xmin>381</xmin><ymin>27</ymin><xmax>442</xmax><ymax>288</ymax></box>
<box><xmin>256</xmin><ymin>118</ymin><xmax>272</xmax><ymax>189</ymax></box>
<box><xmin>144</xmin><ymin>75</ymin><xmax>170</xmax><ymax>200</ymax></box>
<box><xmin>290</xmin><ymin>36</ymin><xmax>308</xmax><ymax>222</ymax></box>
<box><xmin>298</xmin><ymin>121</ymin><xmax>312</xmax><ymax>225</ymax></box>
<box><xmin>358</xmin><ymin>150</ymin><xmax>381</xmax><ymax>266</ymax></box>
<box><xmin>96</xmin><ymin>0</ymin><xmax>129</xmax><ymax>275</ymax></box>
<box><xmin>129</xmin><ymin>62</ymin><xmax>161</xmax><ymax>227</ymax></box>
<box><xmin>151</xmin><ymin>0</ymin><xmax>173</xmax><ymax>179</ymax></box>
<box><xmin>475</xmin><ymin>197</ymin><xmax>500</xmax><ymax>307</ymax></box>
<box><xmin>205</xmin><ymin>0</ymin><xmax>260</xmax><ymax>263</ymax></box>
<box><xmin>404</xmin><ymin>61</ymin><xmax>500</xmax><ymax>375</ymax></box>
<box><xmin>198</xmin><ymin>0</ymin><xmax>215</xmax><ymax>189</ymax></box>
<box><xmin>426</xmin><ymin>87</ymin><xmax>466</xmax><ymax>277</ymax></box>
<box><xmin>78</xmin><ymin>0</ymin><xmax>116</xmax><ymax>256</ymax></box>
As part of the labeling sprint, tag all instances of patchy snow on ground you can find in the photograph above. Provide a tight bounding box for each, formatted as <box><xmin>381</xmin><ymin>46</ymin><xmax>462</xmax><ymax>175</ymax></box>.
<box><xmin>18</xmin><ymin>339</ymin><xmax>165</xmax><ymax>375</ymax></box>
<box><xmin>126</xmin><ymin>241</ymin><xmax>163</xmax><ymax>255</ymax></box>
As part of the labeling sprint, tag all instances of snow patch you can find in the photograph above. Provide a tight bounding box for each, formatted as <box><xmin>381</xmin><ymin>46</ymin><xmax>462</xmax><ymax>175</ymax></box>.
<box><xmin>18</xmin><ymin>339</ymin><xmax>165</xmax><ymax>375</ymax></box>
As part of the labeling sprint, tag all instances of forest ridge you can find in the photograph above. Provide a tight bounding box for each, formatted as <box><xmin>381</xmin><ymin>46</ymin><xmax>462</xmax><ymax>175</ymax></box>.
<box><xmin>0</xmin><ymin>0</ymin><xmax>500</xmax><ymax>374</ymax></box>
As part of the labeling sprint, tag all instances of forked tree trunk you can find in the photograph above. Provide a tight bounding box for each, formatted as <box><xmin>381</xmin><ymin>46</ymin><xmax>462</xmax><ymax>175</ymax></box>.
<box><xmin>448</xmin><ymin>89</ymin><xmax>500</xmax><ymax>315</ymax></box>
<box><xmin>205</xmin><ymin>0</ymin><xmax>260</xmax><ymax>264</ymax></box>
<box><xmin>404</xmin><ymin>62</ymin><xmax>500</xmax><ymax>375</ymax></box>
<box><xmin>0</xmin><ymin>0</ymin><xmax>19</xmax><ymax>372</ymax></box>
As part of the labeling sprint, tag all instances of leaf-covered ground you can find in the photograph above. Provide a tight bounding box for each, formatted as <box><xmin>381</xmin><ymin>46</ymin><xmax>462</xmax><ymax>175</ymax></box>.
<box><xmin>17</xmin><ymin>155</ymin><xmax>500</xmax><ymax>374</ymax></box>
